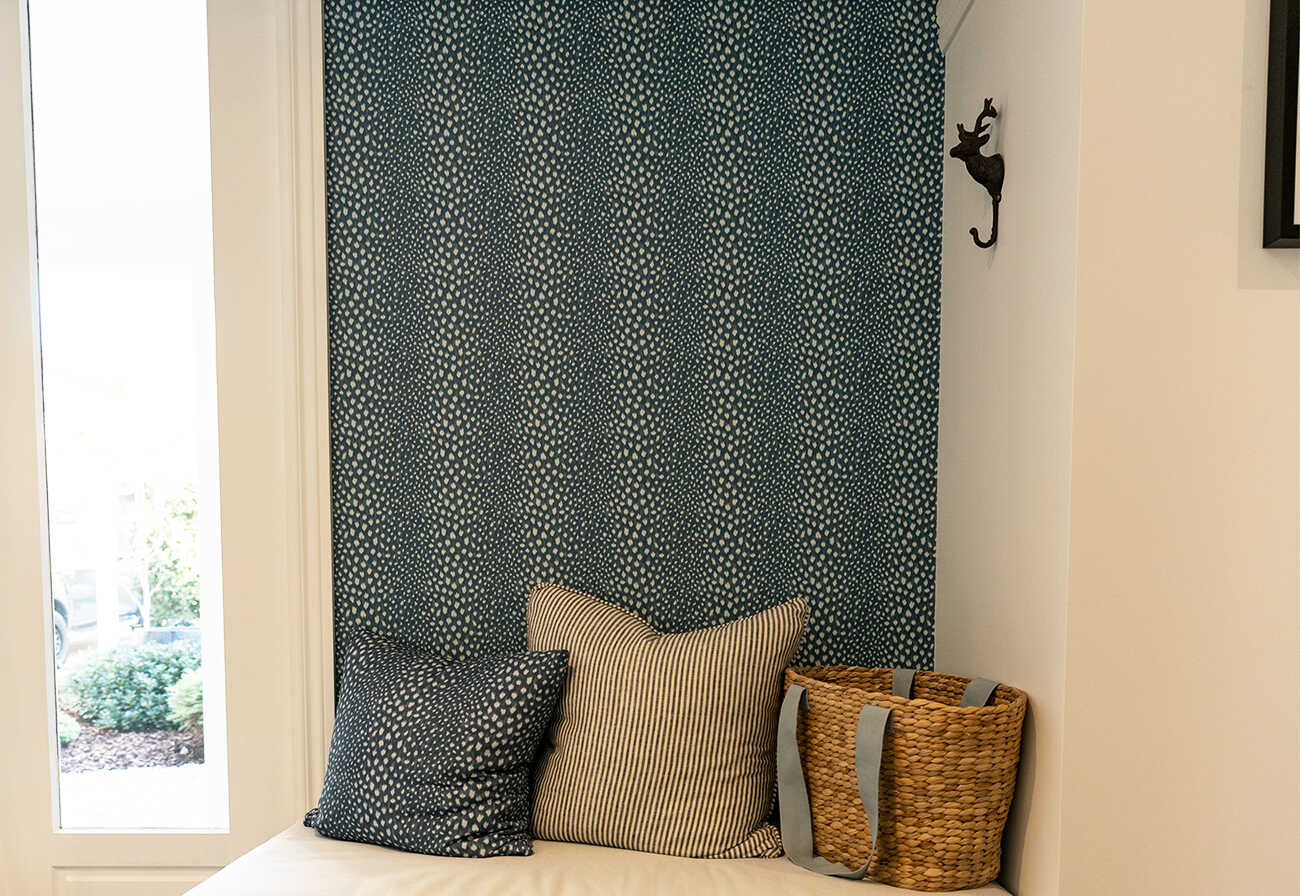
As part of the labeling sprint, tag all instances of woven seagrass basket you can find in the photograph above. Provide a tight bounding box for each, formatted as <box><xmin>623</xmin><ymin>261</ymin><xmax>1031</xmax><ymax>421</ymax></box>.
<box><xmin>781</xmin><ymin>667</ymin><xmax>1026</xmax><ymax>891</ymax></box>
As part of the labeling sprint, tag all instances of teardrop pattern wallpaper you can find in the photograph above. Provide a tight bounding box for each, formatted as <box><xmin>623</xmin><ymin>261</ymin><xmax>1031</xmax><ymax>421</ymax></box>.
<box><xmin>323</xmin><ymin>0</ymin><xmax>943</xmax><ymax>677</ymax></box>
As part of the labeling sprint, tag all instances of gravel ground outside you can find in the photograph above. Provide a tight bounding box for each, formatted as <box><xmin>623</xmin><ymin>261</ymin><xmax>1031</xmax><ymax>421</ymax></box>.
<box><xmin>60</xmin><ymin>724</ymin><xmax>204</xmax><ymax>772</ymax></box>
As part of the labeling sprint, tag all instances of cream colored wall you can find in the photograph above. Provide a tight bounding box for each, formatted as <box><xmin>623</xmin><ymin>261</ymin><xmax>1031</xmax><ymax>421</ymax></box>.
<box><xmin>1059</xmin><ymin>1</ymin><xmax>1300</xmax><ymax>893</ymax></box>
<box><xmin>935</xmin><ymin>3</ymin><xmax>1083</xmax><ymax>894</ymax></box>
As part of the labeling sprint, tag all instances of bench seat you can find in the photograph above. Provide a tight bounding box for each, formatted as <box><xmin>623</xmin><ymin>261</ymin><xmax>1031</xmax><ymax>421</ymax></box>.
<box><xmin>187</xmin><ymin>823</ymin><xmax>1010</xmax><ymax>895</ymax></box>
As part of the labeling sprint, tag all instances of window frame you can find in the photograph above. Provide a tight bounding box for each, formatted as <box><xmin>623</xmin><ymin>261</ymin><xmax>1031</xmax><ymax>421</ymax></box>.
<box><xmin>0</xmin><ymin>0</ymin><xmax>334</xmax><ymax>889</ymax></box>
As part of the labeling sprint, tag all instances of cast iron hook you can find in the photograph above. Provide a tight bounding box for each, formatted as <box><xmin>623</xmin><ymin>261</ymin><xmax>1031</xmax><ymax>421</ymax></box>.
<box><xmin>949</xmin><ymin>98</ymin><xmax>1005</xmax><ymax>248</ymax></box>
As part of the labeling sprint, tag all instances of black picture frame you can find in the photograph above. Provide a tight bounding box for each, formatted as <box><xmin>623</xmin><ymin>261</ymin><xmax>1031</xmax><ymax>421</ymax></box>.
<box><xmin>1264</xmin><ymin>0</ymin><xmax>1300</xmax><ymax>247</ymax></box>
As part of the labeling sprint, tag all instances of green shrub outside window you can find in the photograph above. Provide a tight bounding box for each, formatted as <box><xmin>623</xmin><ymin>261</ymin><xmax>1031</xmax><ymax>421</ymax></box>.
<box><xmin>166</xmin><ymin>667</ymin><xmax>204</xmax><ymax>730</ymax></box>
<box><xmin>66</xmin><ymin>641</ymin><xmax>201</xmax><ymax>731</ymax></box>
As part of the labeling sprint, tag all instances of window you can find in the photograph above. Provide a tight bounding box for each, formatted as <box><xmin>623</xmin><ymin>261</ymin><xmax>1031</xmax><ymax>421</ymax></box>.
<box><xmin>29</xmin><ymin>0</ymin><xmax>228</xmax><ymax>831</ymax></box>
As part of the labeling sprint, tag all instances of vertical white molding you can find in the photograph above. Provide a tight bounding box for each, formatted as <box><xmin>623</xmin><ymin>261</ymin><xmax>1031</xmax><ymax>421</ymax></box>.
<box><xmin>277</xmin><ymin>0</ymin><xmax>335</xmax><ymax>808</ymax></box>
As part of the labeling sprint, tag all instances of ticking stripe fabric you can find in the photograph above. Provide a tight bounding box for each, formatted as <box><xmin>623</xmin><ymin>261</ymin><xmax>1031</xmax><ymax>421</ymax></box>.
<box><xmin>527</xmin><ymin>583</ymin><xmax>808</xmax><ymax>858</ymax></box>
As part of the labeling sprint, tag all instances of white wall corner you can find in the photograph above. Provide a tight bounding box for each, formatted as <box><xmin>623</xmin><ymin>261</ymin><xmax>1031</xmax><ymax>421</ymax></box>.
<box><xmin>936</xmin><ymin>0</ymin><xmax>975</xmax><ymax>55</ymax></box>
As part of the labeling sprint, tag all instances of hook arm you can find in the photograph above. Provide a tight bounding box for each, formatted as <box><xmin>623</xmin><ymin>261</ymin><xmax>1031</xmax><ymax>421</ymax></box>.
<box><xmin>969</xmin><ymin>195</ymin><xmax>999</xmax><ymax>248</ymax></box>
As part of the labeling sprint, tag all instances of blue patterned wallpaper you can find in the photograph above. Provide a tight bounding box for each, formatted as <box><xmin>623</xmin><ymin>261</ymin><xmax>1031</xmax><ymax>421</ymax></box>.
<box><xmin>323</xmin><ymin>0</ymin><xmax>943</xmax><ymax>676</ymax></box>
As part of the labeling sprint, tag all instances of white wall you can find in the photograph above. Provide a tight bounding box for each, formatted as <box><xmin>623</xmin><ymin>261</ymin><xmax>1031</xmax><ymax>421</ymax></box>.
<box><xmin>935</xmin><ymin>3</ymin><xmax>1084</xmax><ymax>894</ymax></box>
<box><xmin>940</xmin><ymin>1</ymin><xmax>1300</xmax><ymax>893</ymax></box>
<box><xmin>1059</xmin><ymin>0</ymin><xmax>1300</xmax><ymax>892</ymax></box>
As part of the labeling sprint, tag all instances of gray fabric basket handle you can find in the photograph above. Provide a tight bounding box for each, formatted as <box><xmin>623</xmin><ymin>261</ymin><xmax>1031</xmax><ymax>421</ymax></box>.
<box><xmin>777</xmin><ymin>684</ymin><xmax>891</xmax><ymax>879</ymax></box>
<box><xmin>896</xmin><ymin>669</ymin><xmax>999</xmax><ymax>707</ymax></box>
<box><xmin>891</xmin><ymin>668</ymin><xmax>915</xmax><ymax>699</ymax></box>
<box><xmin>960</xmin><ymin>677</ymin><xmax>1000</xmax><ymax>707</ymax></box>
<box><xmin>777</xmin><ymin>673</ymin><xmax>1003</xmax><ymax>880</ymax></box>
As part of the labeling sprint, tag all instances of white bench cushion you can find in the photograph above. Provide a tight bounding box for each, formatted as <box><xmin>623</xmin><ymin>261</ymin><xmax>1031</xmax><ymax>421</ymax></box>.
<box><xmin>188</xmin><ymin>823</ymin><xmax>1009</xmax><ymax>895</ymax></box>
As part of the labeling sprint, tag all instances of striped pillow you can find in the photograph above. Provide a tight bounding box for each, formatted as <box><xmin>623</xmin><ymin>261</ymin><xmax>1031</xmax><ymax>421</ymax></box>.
<box><xmin>526</xmin><ymin>583</ymin><xmax>808</xmax><ymax>858</ymax></box>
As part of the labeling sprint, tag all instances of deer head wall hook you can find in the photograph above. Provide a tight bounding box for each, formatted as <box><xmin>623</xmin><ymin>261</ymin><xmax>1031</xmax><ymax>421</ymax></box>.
<box><xmin>949</xmin><ymin>98</ymin><xmax>1004</xmax><ymax>248</ymax></box>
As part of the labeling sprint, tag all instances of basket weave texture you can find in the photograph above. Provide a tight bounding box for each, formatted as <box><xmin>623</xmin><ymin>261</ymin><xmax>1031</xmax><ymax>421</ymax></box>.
<box><xmin>784</xmin><ymin>667</ymin><xmax>1026</xmax><ymax>891</ymax></box>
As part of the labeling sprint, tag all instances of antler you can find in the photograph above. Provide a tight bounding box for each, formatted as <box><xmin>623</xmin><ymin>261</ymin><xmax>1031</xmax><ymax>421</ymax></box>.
<box><xmin>972</xmin><ymin>97</ymin><xmax>998</xmax><ymax>136</ymax></box>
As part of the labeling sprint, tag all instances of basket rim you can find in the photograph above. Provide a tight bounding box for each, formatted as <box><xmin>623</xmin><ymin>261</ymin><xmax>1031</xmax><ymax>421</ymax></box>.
<box><xmin>787</xmin><ymin>666</ymin><xmax>1028</xmax><ymax>715</ymax></box>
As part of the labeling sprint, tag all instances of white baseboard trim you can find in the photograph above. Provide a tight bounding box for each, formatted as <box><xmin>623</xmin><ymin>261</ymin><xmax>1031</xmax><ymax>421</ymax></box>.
<box><xmin>53</xmin><ymin>866</ymin><xmax>219</xmax><ymax>896</ymax></box>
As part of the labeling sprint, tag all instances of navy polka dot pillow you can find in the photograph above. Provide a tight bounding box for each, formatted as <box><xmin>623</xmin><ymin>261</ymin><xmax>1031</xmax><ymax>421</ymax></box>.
<box><xmin>305</xmin><ymin>630</ymin><xmax>569</xmax><ymax>857</ymax></box>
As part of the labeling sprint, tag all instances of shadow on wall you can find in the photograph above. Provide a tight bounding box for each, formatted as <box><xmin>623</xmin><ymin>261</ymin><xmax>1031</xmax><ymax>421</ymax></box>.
<box><xmin>999</xmin><ymin>702</ymin><xmax>1037</xmax><ymax>894</ymax></box>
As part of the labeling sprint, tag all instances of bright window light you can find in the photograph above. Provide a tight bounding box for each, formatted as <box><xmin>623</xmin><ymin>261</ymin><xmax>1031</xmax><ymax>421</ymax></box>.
<box><xmin>28</xmin><ymin>0</ymin><xmax>229</xmax><ymax>831</ymax></box>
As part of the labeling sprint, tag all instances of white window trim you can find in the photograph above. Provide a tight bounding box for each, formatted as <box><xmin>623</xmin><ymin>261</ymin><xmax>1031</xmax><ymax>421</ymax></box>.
<box><xmin>0</xmin><ymin>0</ymin><xmax>334</xmax><ymax>888</ymax></box>
<box><xmin>278</xmin><ymin>0</ymin><xmax>336</xmax><ymax>804</ymax></box>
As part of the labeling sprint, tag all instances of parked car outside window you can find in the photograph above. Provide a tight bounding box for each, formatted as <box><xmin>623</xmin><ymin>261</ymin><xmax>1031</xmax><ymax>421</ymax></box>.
<box><xmin>50</xmin><ymin>569</ymin><xmax>144</xmax><ymax>667</ymax></box>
